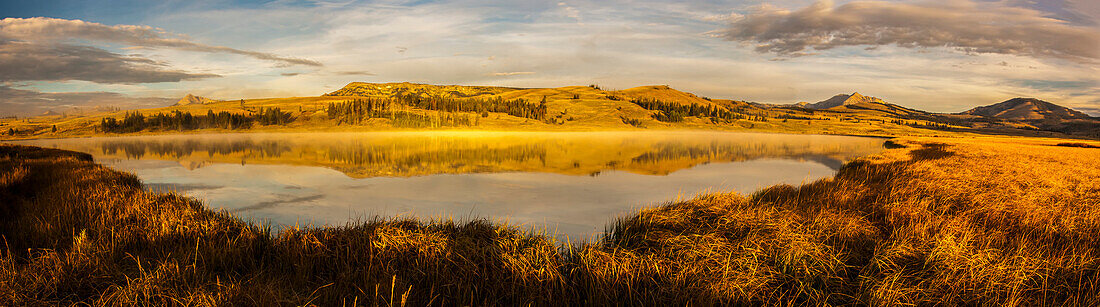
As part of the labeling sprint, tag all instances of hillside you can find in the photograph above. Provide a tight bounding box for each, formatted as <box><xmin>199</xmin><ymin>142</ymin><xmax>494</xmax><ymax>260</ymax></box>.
<box><xmin>174</xmin><ymin>94</ymin><xmax>219</xmax><ymax>106</ymax></box>
<box><xmin>0</xmin><ymin>82</ymin><xmax>1094</xmax><ymax>140</ymax></box>
<box><xmin>801</xmin><ymin>92</ymin><xmax>928</xmax><ymax>118</ymax></box>
<box><xmin>323</xmin><ymin>82</ymin><xmax>519</xmax><ymax>98</ymax></box>
<box><xmin>804</xmin><ymin>92</ymin><xmax>884</xmax><ymax>109</ymax></box>
<box><xmin>962</xmin><ymin>98</ymin><xmax>1093</xmax><ymax>121</ymax></box>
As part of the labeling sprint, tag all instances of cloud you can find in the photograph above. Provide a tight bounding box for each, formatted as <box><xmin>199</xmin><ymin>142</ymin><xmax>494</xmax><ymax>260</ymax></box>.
<box><xmin>0</xmin><ymin>41</ymin><xmax>220</xmax><ymax>83</ymax></box>
<box><xmin>0</xmin><ymin>17</ymin><xmax>321</xmax><ymax>67</ymax></box>
<box><xmin>1075</xmin><ymin>106</ymin><xmax>1100</xmax><ymax>117</ymax></box>
<box><xmin>489</xmin><ymin>71</ymin><xmax>536</xmax><ymax>76</ymax></box>
<box><xmin>558</xmin><ymin>2</ymin><xmax>581</xmax><ymax>22</ymax></box>
<box><xmin>333</xmin><ymin>70</ymin><xmax>375</xmax><ymax>76</ymax></box>
<box><xmin>1012</xmin><ymin>79</ymin><xmax>1097</xmax><ymax>91</ymax></box>
<box><xmin>0</xmin><ymin>85</ymin><xmax>172</xmax><ymax>116</ymax></box>
<box><xmin>721</xmin><ymin>0</ymin><xmax>1100</xmax><ymax>62</ymax></box>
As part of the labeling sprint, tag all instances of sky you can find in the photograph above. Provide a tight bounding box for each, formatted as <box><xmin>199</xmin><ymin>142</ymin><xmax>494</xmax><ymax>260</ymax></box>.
<box><xmin>0</xmin><ymin>0</ymin><xmax>1098</xmax><ymax>116</ymax></box>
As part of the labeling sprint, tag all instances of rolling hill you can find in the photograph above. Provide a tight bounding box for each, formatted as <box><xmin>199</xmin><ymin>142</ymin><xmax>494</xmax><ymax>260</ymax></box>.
<box><xmin>800</xmin><ymin>92</ymin><xmax>928</xmax><ymax>118</ymax></box>
<box><xmin>1</xmin><ymin>82</ymin><xmax>1096</xmax><ymax>140</ymax></box>
<box><xmin>961</xmin><ymin>98</ymin><xmax>1093</xmax><ymax>121</ymax></box>
<box><xmin>174</xmin><ymin>94</ymin><xmax>219</xmax><ymax>106</ymax></box>
<box><xmin>803</xmin><ymin>92</ymin><xmax>885</xmax><ymax>109</ymax></box>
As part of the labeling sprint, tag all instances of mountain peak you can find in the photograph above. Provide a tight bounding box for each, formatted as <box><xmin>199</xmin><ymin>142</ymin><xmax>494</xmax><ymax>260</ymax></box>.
<box><xmin>803</xmin><ymin>92</ymin><xmax>885</xmax><ymax>109</ymax></box>
<box><xmin>174</xmin><ymin>94</ymin><xmax>217</xmax><ymax>106</ymax></box>
<box><xmin>962</xmin><ymin>97</ymin><xmax>1091</xmax><ymax>121</ymax></box>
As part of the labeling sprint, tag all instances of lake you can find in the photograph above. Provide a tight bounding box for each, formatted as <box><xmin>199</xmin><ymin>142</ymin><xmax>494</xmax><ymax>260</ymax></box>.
<box><xmin>16</xmin><ymin>131</ymin><xmax>884</xmax><ymax>240</ymax></box>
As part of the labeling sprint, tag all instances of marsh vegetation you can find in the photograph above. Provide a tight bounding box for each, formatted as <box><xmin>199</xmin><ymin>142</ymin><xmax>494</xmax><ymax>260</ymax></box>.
<box><xmin>3</xmin><ymin>136</ymin><xmax>1099</xmax><ymax>305</ymax></box>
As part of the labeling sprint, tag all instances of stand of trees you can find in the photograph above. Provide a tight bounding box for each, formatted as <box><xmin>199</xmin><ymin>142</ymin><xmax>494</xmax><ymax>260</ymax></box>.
<box><xmin>101</xmin><ymin>108</ymin><xmax>292</xmax><ymax>133</ymax></box>
<box><xmin>328</xmin><ymin>95</ymin><xmax>544</xmax><ymax>125</ymax></box>
<box><xmin>256</xmin><ymin>107</ymin><xmax>293</xmax><ymax>126</ymax></box>
<box><xmin>392</xmin><ymin>94</ymin><xmax>546</xmax><ymax>121</ymax></box>
<box><xmin>326</xmin><ymin>98</ymin><xmax>392</xmax><ymax>124</ymax></box>
<box><xmin>620</xmin><ymin>116</ymin><xmax>645</xmax><ymax>128</ymax></box>
<box><xmin>776</xmin><ymin>114</ymin><xmax>816</xmax><ymax>120</ymax></box>
<box><xmin>891</xmin><ymin>119</ymin><xmax>952</xmax><ymax>131</ymax></box>
<box><xmin>386</xmin><ymin>111</ymin><xmax>476</xmax><ymax>128</ymax></box>
<box><xmin>629</xmin><ymin>98</ymin><xmax>745</xmax><ymax>123</ymax></box>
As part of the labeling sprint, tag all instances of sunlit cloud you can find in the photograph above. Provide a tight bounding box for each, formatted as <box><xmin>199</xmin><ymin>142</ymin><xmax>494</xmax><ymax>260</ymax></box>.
<box><xmin>722</xmin><ymin>0</ymin><xmax>1100</xmax><ymax>62</ymax></box>
<box><xmin>0</xmin><ymin>17</ymin><xmax>322</xmax><ymax>67</ymax></box>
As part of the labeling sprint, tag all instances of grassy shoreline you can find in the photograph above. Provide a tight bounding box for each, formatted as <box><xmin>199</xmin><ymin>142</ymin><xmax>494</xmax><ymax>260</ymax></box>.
<box><xmin>2</xmin><ymin>136</ymin><xmax>1100</xmax><ymax>305</ymax></box>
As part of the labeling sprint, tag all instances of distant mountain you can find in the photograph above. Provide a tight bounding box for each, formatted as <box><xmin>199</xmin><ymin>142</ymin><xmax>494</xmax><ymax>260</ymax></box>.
<box><xmin>798</xmin><ymin>92</ymin><xmax>927</xmax><ymax>118</ymax></box>
<box><xmin>41</xmin><ymin>110</ymin><xmax>61</xmax><ymax>116</ymax></box>
<box><xmin>174</xmin><ymin>94</ymin><xmax>218</xmax><ymax>106</ymax></box>
<box><xmin>961</xmin><ymin>98</ymin><xmax>1092</xmax><ymax>121</ymax></box>
<box><xmin>803</xmin><ymin>92</ymin><xmax>885</xmax><ymax>109</ymax></box>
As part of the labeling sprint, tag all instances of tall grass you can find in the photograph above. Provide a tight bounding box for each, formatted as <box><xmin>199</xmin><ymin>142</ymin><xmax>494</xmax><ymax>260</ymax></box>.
<box><xmin>2</xmin><ymin>137</ymin><xmax>1099</xmax><ymax>305</ymax></box>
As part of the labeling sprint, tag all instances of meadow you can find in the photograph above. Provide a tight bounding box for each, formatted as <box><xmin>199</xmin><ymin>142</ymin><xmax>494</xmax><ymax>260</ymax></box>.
<box><xmin>3</xmin><ymin>135</ymin><xmax>1099</xmax><ymax>305</ymax></box>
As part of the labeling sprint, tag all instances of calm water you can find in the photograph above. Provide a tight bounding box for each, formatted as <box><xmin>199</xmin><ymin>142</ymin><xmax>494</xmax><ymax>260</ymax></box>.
<box><xmin>16</xmin><ymin>131</ymin><xmax>883</xmax><ymax>239</ymax></box>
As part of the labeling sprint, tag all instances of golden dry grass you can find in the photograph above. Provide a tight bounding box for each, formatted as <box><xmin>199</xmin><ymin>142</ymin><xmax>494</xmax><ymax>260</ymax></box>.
<box><xmin>2</xmin><ymin>136</ymin><xmax>1099</xmax><ymax>305</ymax></box>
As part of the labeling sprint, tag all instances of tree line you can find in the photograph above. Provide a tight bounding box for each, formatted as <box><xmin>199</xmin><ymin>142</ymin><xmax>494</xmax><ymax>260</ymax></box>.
<box><xmin>629</xmin><ymin>98</ymin><xmax>746</xmax><ymax>123</ymax></box>
<box><xmin>100</xmin><ymin>108</ymin><xmax>293</xmax><ymax>133</ymax></box>
<box><xmin>326</xmin><ymin>98</ymin><xmax>392</xmax><ymax>124</ymax></box>
<box><xmin>391</xmin><ymin>94</ymin><xmax>546</xmax><ymax>121</ymax></box>
<box><xmin>891</xmin><ymin>119</ymin><xmax>952</xmax><ymax>131</ymax></box>
<box><xmin>325</xmin><ymin>99</ymin><xmax>481</xmax><ymax>128</ymax></box>
<box><xmin>327</xmin><ymin>95</ymin><xmax>545</xmax><ymax>125</ymax></box>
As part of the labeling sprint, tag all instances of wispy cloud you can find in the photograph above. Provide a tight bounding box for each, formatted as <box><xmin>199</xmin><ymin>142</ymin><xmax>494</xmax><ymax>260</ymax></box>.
<box><xmin>489</xmin><ymin>71</ymin><xmax>535</xmax><ymax>76</ymax></box>
<box><xmin>0</xmin><ymin>17</ymin><xmax>321</xmax><ymax>67</ymax></box>
<box><xmin>721</xmin><ymin>0</ymin><xmax>1100</xmax><ymax>62</ymax></box>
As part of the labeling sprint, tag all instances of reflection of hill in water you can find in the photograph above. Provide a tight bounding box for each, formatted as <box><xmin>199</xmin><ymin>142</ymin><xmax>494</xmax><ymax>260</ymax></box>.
<box><xmin>102</xmin><ymin>139</ymin><xmax>292</xmax><ymax>159</ymax></box>
<box><xmin>25</xmin><ymin>132</ymin><xmax>883</xmax><ymax>178</ymax></box>
<box><xmin>630</xmin><ymin>141</ymin><xmax>850</xmax><ymax>174</ymax></box>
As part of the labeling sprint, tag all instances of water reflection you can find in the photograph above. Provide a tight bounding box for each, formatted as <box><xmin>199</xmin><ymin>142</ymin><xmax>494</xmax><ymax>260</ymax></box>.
<box><xmin>16</xmin><ymin>131</ymin><xmax>884</xmax><ymax>239</ymax></box>
<box><xmin>38</xmin><ymin>131</ymin><xmax>879</xmax><ymax>177</ymax></box>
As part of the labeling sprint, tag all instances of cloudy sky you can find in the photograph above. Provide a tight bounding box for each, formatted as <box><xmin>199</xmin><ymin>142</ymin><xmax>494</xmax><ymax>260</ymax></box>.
<box><xmin>1</xmin><ymin>0</ymin><xmax>1098</xmax><ymax>116</ymax></box>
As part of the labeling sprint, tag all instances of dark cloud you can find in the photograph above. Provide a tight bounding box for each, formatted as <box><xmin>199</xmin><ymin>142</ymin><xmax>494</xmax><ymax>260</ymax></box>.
<box><xmin>0</xmin><ymin>17</ymin><xmax>321</xmax><ymax>67</ymax></box>
<box><xmin>0</xmin><ymin>85</ymin><xmax>173</xmax><ymax>116</ymax></box>
<box><xmin>722</xmin><ymin>0</ymin><xmax>1100</xmax><ymax>62</ymax></box>
<box><xmin>0</xmin><ymin>41</ymin><xmax>220</xmax><ymax>83</ymax></box>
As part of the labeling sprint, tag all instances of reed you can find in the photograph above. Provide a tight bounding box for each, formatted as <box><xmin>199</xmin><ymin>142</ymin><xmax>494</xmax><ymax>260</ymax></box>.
<box><xmin>1</xmin><ymin>136</ymin><xmax>1098</xmax><ymax>305</ymax></box>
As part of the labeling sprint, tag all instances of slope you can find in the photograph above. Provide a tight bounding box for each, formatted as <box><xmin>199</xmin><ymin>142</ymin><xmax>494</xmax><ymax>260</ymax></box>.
<box><xmin>962</xmin><ymin>98</ymin><xmax>1093</xmax><ymax>121</ymax></box>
